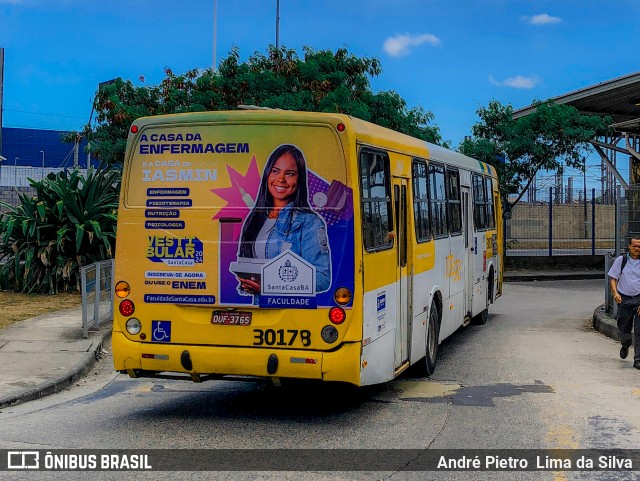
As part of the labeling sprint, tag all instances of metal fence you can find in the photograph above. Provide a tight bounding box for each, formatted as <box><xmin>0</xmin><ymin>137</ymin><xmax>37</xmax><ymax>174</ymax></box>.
<box><xmin>80</xmin><ymin>259</ymin><xmax>115</xmax><ymax>338</ymax></box>
<box><xmin>0</xmin><ymin>165</ymin><xmax>89</xmax><ymax>188</ymax></box>
<box><xmin>602</xmin><ymin>186</ymin><xmax>640</xmax><ymax>316</ymax></box>
<box><xmin>506</xmin><ymin>187</ymin><xmax>616</xmax><ymax>256</ymax></box>
<box><xmin>0</xmin><ymin>166</ymin><xmax>91</xmax><ymax>214</ymax></box>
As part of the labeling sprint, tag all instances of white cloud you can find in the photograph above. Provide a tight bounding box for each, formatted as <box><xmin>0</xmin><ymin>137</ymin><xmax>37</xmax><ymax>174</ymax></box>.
<box><xmin>489</xmin><ymin>75</ymin><xmax>539</xmax><ymax>89</ymax></box>
<box><xmin>383</xmin><ymin>33</ymin><xmax>440</xmax><ymax>57</ymax></box>
<box><xmin>524</xmin><ymin>13</ymin><xmax>563</xmax><ymax>26</ymax></box>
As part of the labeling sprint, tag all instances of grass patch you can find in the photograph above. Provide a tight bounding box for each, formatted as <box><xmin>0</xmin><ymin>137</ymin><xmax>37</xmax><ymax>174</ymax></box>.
<box><xmin>0</xmin><ymin>291</ymin><xmax>82</xmax><ymax>330</ymax></box>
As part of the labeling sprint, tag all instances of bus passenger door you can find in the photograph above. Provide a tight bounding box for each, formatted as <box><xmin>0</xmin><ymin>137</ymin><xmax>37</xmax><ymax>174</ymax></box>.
<box><xmin>393</xmin><ymin>179</ymin><xmax>409</xmax><ymax>368</ymax></box>
<box><xmin>462</xmin><ymin>186</ymin><xmax>474</xmax><ymax>319</ymax></box>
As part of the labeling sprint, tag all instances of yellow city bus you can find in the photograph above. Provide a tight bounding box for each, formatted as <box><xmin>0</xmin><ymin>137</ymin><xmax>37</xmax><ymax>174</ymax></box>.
<box><xmin>112</xmin><ymin>110</ymin><xmax>503</xmax><ymax>386</ymax></box>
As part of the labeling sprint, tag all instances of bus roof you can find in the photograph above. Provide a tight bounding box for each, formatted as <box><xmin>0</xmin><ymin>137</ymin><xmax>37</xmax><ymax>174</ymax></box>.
<box><xmin>130</xmin><ymin>110</ymin><xmax>496</xmax><ymax>177</ymax></box>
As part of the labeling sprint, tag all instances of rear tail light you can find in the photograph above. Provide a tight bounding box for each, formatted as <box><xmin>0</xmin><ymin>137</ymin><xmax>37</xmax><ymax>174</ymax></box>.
<box><xmin>126</xmin><ymin>318</ymin><xmax>142</xmax><ymax>335</ymax></box>
<box><xmin>321</xmin><ymin>325</ymin><xmax>339</xmax><ymax>343</ymax></box>
<box><xmin>115</xmin><ymin>281</ymin><xmax>131</xmax><ymax>298</ymax></box>
<box><xmin>328</xmin><ymin>307</ymin><xmax>346</xmax><ymax>324</ymax></box>
<box><xmin>119</xmin><ymin>299</ymin><xmax>135</xmax><ymax>317</ymax></box>
<box><xmin>333</xmin><ymin>288</ymin><xmax>352</xmax><ymax>305</ymax></box>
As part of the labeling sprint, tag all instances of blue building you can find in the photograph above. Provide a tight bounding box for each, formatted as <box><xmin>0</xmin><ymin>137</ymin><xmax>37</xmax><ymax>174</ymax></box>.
<box><xmin>2</xmin><ymin>127</ymin><xmax>98</xmax><ymax>169</ymax></box>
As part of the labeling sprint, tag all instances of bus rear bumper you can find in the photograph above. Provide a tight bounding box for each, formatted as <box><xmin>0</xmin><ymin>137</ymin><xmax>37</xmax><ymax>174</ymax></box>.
<box><xmin>112</xmin><ymin>332</ymin><xmax>361</xmax><ymax>385</ymax></box>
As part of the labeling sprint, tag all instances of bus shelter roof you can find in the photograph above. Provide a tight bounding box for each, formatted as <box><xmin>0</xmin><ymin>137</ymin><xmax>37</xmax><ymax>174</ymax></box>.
<box><xmin>512</xmin><ymin>71</ymin><xmax>640</xmax><ymax>133</ymax></box>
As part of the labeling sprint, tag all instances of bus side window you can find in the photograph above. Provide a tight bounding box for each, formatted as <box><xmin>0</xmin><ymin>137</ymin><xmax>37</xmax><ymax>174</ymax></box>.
<box><xmin>485</xmin><ymin>177</ymin><xmax>495</xmax><ymax>229</ymax></box>
<box><xmin>446</xmin><ymin>168</ymin><xmax>462</xmax><ymax>235</ymax></box>
<box><xmin>472</xmin><ymin>174</ymin><xmax>487</xmax><ymax>230</ymax></box>
<box><xmin>412</xmin><ymin>159</ymin><xmax>431</xmax><ymax>242</ymax></box>
<box><xmin>360</xmin><ymin>150</ymin><xmax>393</xmax><ymax>251</ymax></box>
<box><xmin>429</xmin><ymin>163</ymin><xmax>448</xmax><ymax>238</ymax></box>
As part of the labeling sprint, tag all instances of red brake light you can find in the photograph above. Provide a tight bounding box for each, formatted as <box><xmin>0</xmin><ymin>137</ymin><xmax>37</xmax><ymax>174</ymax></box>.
<box><xmin>130</xmin><ymin>125</ymin><xmax>139</xmax><ymax>134</ymax></box>
<box><xmin>336</xmin><ymin>123</ymin><xmax>345</xmax><ymax>132</ymax></box>
<box><xmin>328</xmin><ymin>307</ymin><xmax>346</xmax><ymax>324</ymax></box>
<box><xmin>119</xmin><ymin>299</ymin><xmax>135</xmax><ymax>317</ymax></box>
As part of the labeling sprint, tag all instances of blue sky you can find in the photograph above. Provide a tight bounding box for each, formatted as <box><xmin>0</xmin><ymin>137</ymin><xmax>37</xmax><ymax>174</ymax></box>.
<box><xmin>2</xmin><ymin>0</ymin><xmax>639</xmax><ymax>187</ymax></box>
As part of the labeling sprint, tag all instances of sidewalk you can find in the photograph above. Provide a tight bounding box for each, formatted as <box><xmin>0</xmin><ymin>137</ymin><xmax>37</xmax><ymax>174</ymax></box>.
<box><xmin>0</xmin><ymin>305</ymin><xmax>112</xmax><ymax>409</ymax></box>
<box><xmin>0</xmin><ymin>269</ymin><xmax>615</xmax><ymax>409</ymax></box>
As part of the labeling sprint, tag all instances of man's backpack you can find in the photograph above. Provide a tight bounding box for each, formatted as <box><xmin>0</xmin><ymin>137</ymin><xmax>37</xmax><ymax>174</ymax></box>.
<box><xmin>620</xmin><ymin>254</ymin><xmax>628</xmax><ymax>274</ymax></box>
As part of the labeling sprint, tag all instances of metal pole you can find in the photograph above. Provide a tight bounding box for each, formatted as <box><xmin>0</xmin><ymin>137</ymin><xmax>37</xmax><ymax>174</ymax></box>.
<box><xmin>275</xmin><ymin>0</ymin><xmax>280</xmax><ymax>49</ymax></box>
<box><xmin>213</xmin><ymin>0</ymin><xmax>217</xmax><ymax>72</ymax></box>
<box><xmin>549</xmin><ymin>186</ymin><xmax>553</xmax><ymax>257</ymax></box>
<box><xmin>604</xmin><ymin>253</ymin><xmax>612</xmax><ymax>316</ymax></box>
<box><xmin>40</xmin><ymin>150</ymin><xmax>44</xmax><ymax>180</ymax></box>
<box><xmin>615</xmin><ymin>185</ymin><xmax>622</xmax><ymax>256</ymax></box>
<box><xmin>94</xmin><ymin>262</ymin><xmax>101</xmax><ymax>329</ymax></box>
<box><xmin>0</xmin><ymin>48</ymin><xmax>4</xmax><ymax>159</ymax></box>
<box><xmin>81</xmin><ymin>265</ymin><xmax>89</xmax><ymax>339</ymax></box>
<box><xmin>592</xmin><ymin>188</ymin><xmax>596</xmax><ymax>255</ymax></box>
<box><xmin>583</xmin><ymin>165</ymin><xmax>588</xmax><ymax>238</ymax></box>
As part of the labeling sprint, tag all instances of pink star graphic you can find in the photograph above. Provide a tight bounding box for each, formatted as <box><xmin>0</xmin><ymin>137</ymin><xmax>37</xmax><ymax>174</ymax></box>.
<box><xmin>211</xmin><ymin>155</ymin><xmax>261</xmax><ymax>220</ymax></box>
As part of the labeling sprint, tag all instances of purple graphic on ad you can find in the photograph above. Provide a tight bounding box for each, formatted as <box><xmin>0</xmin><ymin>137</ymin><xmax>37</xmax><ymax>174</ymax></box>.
<box><xmin>219</xmin><ymin>220</ymin><xmax>251</xmax><ymax>304</ymax></box>
<box><xmin>308</xmin><ymin>173</ymin><xmax>354</xmax><ymax>224</ymax></box>
<box><xmin>213</xmin><ymin>154</ymin><xmax>354</xmax><ymax>307</ymax></box>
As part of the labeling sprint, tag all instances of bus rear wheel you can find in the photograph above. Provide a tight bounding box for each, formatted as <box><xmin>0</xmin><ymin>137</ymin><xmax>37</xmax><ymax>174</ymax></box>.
<box><xmin>471</xmin><ymin>270</ymin><xmax>493</xmax><ymax>325</ymax></box>
<box><xmin>424</xmin><ymin>301</ymin><xmax>440</xmax><ymax>376</ymax></box>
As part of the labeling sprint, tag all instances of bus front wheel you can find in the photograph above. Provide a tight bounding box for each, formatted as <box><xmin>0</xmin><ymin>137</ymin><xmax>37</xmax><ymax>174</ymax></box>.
<box><xmin>424</xmin><ymin>301</ymin><xmax>440</xmax><ymax>376</ymax></box>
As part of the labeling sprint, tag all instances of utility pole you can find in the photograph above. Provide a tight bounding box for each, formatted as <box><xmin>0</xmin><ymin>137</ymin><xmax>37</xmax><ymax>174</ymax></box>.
<box><xmin>275</xmin><ymin>0</ymin><xmax>280</xmax><ymax>49</ymax></box>
<box><xmin>583</xmin><ymin>164</ymin><xmax>588</xmax><ymax>238</ymax></box>
<box><xmin>0</xmin><ymin>48</ymin><xmax>4</xmax><ymax>159</ymax></box>
<box><xmin>213</xmin><ymin>0</ymin><xmax>217</xmax><ymax>72</ymax></box>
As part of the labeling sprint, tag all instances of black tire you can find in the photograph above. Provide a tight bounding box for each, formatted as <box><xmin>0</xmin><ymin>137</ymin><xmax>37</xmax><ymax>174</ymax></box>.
<box><xmin>424</xmin><ymin>301</ymin><xmax>440</xmax><ymax>376</ymax></box>
<box><xmin>471</xmin><ymin>306</ymin><xmax>488</xmax><ymax>325</ymax></box>
<box><xmin>471</xmin><ymin>271</ymin><xmax>493</xmax><ymax>325</ymax></box>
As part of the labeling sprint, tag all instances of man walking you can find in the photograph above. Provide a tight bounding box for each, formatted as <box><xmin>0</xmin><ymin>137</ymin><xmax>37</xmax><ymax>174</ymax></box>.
<box><xmin>608</xmin><ymin>235</ymin><xmax>640</xmax><ymax>369</ymax></box>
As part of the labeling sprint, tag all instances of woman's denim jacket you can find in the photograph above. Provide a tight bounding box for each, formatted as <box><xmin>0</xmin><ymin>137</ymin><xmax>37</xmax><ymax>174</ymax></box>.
<box><xmin>264</xmin><ymin>203</ymin><xmax>331</xmax><ymax>293</ymax></box>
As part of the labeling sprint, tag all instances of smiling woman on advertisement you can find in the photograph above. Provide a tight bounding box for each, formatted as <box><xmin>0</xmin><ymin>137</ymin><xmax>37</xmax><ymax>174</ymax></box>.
<box><xmin>232</xmin><ymin>144</ymin><xmax>332</xmax><ymax>297</ymax></box>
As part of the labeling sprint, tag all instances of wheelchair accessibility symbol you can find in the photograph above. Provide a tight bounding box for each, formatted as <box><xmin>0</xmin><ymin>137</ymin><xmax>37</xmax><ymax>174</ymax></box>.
<box><xmin>152</xmin><ymin>321</ymin><xmax>171</xmax><ymax>343</ymax></box>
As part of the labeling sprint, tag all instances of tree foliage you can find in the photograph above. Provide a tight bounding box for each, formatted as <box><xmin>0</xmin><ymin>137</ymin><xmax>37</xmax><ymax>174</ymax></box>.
<box><xmin>71</xmin><ymin>46</ymin><xmax>445</xmax><ymax>164</ymax></box>
<box><xmin>459</xmin><ymin>100</ymin><xmax>610</xmax><ymax>206</ymax></box>
<box><xmin>0</xmin><ymin>166</ymin><xmax>120</xmax><ymax>294</ymax></box>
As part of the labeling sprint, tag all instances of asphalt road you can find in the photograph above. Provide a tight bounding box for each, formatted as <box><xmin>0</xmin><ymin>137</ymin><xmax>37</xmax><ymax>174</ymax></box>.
<box><xmin>1</xmin><ymin>279</ymin><xmax>639</xmax><ymax>481</ymax></box>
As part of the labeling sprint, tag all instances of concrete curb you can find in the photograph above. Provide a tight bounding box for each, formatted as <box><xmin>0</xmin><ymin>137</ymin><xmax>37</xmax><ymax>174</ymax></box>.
<box><xmin>0</xmin><ymin>328</ymin><xmax>112</xmax><ymax>410</ymax></box>
<box><xmin>592</xmin><ymin>303</ymin><xmax>619</xmax><ymax>342</ymax></box>
<box><xmin>505</xmin><ymin>272</ymin><xmax>605</xmax><ymax>282</ymax></box>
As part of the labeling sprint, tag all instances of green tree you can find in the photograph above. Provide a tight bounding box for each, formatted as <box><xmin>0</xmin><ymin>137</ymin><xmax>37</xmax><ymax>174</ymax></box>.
<box><xmin>459</xmin><ymin>100</ymin><xmax>610</xmax><ymax>207</ymax></box>
<box><xmin>0</xmin><ymin>166</ymin><xmax>120</xmax><ymax>294</ymax></box>
<box><xmin>67</xmin><ymin>46</ymin><xmax>445</xmax><ymax>164</ymax></box>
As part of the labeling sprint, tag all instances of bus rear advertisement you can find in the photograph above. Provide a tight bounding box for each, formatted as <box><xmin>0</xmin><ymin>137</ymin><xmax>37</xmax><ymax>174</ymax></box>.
<box><xmin>112</xmin><ymin>110</ymin><xmax>502</xmax><ymax>387</ymax></box>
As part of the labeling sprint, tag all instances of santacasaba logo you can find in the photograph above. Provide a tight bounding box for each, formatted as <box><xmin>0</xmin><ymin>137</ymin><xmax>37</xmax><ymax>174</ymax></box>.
<box><xmin>278</xmin><ymin>260</ymin><xmax>299</xmax><ymax>282</ymax></box>
<box><xmin>146</xmin><ymin>236</ymin><xmax>203</xmax><ymax>266</ymax></box>
<box><xmin>263</xmin><ymin>251</ymin><xmax>314</xmax><ymax>295</ymax></box>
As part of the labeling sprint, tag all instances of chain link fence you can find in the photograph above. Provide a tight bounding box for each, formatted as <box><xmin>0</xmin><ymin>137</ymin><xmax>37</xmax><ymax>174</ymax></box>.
<box><xmin>0</xmin><ymin>166</ymin><xmax>90</xmax><ymax>212</ymax></box>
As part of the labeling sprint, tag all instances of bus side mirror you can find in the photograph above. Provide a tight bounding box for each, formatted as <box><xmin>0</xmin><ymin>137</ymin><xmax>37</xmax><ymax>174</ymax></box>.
<box><xmin>503</xmin><ymin>204</ymin><xmax>512</xmax><ymax>220</ymax></box>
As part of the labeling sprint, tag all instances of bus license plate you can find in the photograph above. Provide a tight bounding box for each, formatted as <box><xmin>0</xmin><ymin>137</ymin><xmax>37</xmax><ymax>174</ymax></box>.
<box><xmin>211</xmin><ymin>311</ymin><xmax>252</xmax><ymax>326</ymax></box>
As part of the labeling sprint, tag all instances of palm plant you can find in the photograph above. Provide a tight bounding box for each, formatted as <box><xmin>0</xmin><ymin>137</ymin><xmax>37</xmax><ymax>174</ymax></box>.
<box><xmin>0</xmin><ymin>165</ymin><xmax>121</xmax><ymax>293</ymax></box>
